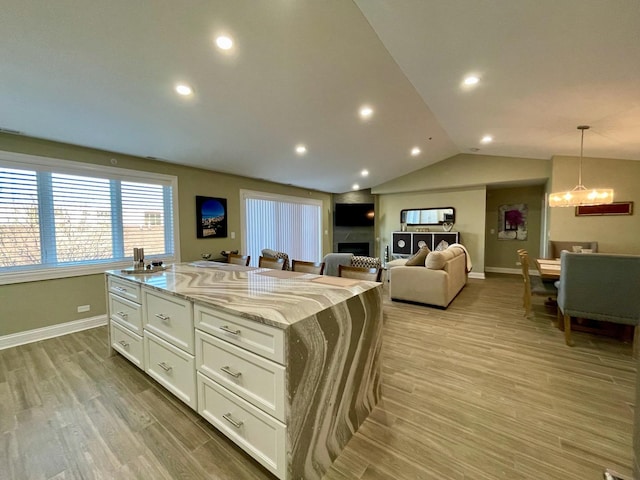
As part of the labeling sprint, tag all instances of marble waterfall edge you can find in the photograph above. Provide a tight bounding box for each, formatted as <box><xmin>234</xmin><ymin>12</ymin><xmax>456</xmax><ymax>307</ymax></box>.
<box><xmin>286</xmin><ymin>287</ymin><xmax>383</xmax><ymax>479</ymax></box>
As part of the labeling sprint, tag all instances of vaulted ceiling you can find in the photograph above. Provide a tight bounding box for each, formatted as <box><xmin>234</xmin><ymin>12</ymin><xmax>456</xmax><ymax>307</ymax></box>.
<box><xmin>1</xmin><ymin>1</ymin><xmax>639</xmax><ymax>193</ymax></box>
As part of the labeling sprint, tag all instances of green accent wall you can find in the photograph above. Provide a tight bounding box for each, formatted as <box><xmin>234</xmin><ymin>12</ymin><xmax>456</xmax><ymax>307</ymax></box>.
<box><xmin>484</xmin><ymin>185</ymin><xmax>545</xmax><ymax>270</ymax></box>
<box><xmin>0</xmin><ymin>133</ymin><xmax>332</xmax><ymax>336</ymax></box>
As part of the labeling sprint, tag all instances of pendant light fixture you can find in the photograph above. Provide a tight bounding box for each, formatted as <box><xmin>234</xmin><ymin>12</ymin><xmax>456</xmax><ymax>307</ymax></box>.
<box><xmin>549</xmin><ymin>125</ymin><xmax>614</xmax><ymax>207</ymax></box>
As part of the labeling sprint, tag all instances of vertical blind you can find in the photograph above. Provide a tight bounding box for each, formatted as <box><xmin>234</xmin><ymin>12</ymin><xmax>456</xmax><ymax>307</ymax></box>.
<box><xmin>0</xmin><ymin>159</ymin><xmax>176</xmax><ymax>277</ymax></box>
<box><xmin>244</xmin><ymin>193</ymin><xmax>322</xmax><ymax>266</ymax></box>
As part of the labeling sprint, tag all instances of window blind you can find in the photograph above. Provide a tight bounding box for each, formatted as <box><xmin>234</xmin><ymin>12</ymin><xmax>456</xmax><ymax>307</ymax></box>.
<box><xmin>243</xmin><ymin>192</ymin><xmax>322</xmax><ymax>266</ymax></box>
<box><xmin>0</xmin><ymin>152</ymin><xmax>178</xmax><ymax>283</ymax></box>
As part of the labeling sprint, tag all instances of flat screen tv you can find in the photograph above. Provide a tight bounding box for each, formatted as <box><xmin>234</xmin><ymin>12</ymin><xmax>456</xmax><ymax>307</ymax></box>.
<box><xmin>335</xmin><ymin>203</ymin><xmax>375</xmax><ymax>227</ymax></box>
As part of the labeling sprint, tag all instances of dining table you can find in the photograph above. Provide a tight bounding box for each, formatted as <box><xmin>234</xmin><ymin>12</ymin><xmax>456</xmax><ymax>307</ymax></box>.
<box><xmin>536</xmin><ymin>258</ymin><xmax>561</xmax><ymax>280</ymax></box>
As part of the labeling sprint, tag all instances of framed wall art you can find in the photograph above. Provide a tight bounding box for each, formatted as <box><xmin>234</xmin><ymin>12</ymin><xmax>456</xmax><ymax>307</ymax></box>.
<box><xmin>196</xmin><ymin>196</ymin><xmax>228</xmax><ymax>238</ymax></box>
<box><xmin>575</xmin><ymin>201</ymin><xmax>633</xmax><ymax>216</ymax></box>
<box><xmin>498</xmin><ymin>203</ymin><xmax>528</xmax><ymax>240</ymax></box>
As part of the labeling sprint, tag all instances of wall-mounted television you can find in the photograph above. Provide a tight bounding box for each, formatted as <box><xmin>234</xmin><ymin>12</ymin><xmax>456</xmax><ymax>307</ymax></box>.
<box><xmin>335</xmin><ymin>203</ymin><xmax>375</xmax><ymax>227</ymax></box>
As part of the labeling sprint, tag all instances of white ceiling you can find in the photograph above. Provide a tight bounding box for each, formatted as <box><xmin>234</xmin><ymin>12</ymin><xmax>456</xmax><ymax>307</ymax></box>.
<box><xmin>1</xmin><ymin>0</ymin><xmax>639</xmax><ymax>193</ymax></box>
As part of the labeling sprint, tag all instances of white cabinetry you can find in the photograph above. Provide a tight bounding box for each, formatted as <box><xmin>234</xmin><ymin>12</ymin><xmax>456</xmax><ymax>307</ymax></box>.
<box><xmin>108</xmin><ymin>277</ymin><xmax>145</xmax><ymax>370</ymax></box>
<box><xmin>391</xmin><ymin>231</ymin><xmax>460</xmax><ymax>256</ymax></box>
<box><xmin>106</xmin><ymin>266</ymin><xmax>382</xmax><ymax>480</ymax></box>
<box><xmin>194</xmin><ymin>304</ymin><xmax>287</xmax><ymax>478</ymax></box>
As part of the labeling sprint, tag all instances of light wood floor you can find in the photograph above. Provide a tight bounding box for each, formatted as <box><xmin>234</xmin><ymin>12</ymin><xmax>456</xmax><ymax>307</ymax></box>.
<box><xmin>0</xmin><ymin>274</ymin><xmax>635</xmax><ymax>479</ymax></box>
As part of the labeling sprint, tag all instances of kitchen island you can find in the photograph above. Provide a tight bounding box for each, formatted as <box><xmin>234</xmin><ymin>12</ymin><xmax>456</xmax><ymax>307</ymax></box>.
<box><xmin>106</xmin><ymin>262</ymin><xmax>382</xmax><ymax>480</ymax></box>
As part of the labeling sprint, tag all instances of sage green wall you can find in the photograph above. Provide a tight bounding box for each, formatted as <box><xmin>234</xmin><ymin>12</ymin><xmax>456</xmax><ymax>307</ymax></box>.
<box><xmin>549</xmin><ymin>155</ymin><xmax>640</xmax><ymax>254</ymax></box>
<box><xmin>484</xmin><ymin>185</ymin><xmax>545</xmax><ymax>270</ymax></box>
<box><xmin>378</xmin><ymin>187</ymin><xmax>487</xmax><ymax>274</ymax></box>
<box><xmin>373</xmin><ymin>153</ymin><xmax>551</xmax><ymax>194</ymax></box>
<box><xmin>0</xmin><ymin>133</ymin><xmax>332</xmax><ymax>336</ymax></box>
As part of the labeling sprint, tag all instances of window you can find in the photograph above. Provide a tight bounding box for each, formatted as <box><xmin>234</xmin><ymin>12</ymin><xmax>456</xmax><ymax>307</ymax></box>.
<box><xmin>241</xmin><ymin>190</ymin><xmax>322</xmax><ymax>266</ymax></box>
<box><xmin>0</xmin><ymin>151</ymin><xmax>179</xmax><ymax>284</ymax></box>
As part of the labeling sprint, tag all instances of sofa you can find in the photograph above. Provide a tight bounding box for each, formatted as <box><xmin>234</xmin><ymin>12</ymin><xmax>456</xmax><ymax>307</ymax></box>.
<box><xmin>388</xmin><ymin>245</ymin><xmax>468</xmax><ymax>308</ymax></box>
<box><xmin>556</xmin><ymin>252</ymin><xmax>640</xmax><ymax>355</ymax></box>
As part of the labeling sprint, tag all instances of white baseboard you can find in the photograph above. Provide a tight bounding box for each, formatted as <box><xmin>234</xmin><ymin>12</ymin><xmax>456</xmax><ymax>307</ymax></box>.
<box><xmin>0</xmin><ymin>314</ymin><xmax>107</xmax><ymax>350</ymax></box>
<box><xmin>468</xmin><ymin>272</ymin><xmax>486</xmax><ymax>279</ymax></box>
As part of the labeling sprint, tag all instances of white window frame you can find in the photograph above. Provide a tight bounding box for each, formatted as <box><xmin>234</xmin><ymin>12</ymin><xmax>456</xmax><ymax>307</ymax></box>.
<box><xmin>0</xmin><ymin>150</ymin><xmax>180</xmax><ymax>285</ymax></box>
<box><xmin>240</xmin><ymin>189</ymin><xmax>323</xmax><ymax>264</ymax></box>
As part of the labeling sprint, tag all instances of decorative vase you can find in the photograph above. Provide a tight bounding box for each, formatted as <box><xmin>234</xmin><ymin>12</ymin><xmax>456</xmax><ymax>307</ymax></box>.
<box><xmin>442</xmin><ymin>222</ymin><xmax>454</xmax><ymax>232</ymax></box>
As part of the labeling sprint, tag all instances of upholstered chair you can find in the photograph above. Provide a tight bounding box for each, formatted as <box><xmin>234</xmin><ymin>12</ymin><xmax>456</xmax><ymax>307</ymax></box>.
<box><xmin>556</xmin><ymin>252</ymin><xmax>640</xmax><ymax>356</ymax></box>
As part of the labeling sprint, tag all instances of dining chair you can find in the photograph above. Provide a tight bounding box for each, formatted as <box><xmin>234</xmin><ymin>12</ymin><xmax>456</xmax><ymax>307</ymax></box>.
<box><xmin>258</xmin><ymin>256</ymin><xmax>286</xmax><ymax>270</ymax></box>
<box><xmin>227</xmin><ymin>253</ymin><xmax>251</xmax><ymax>266</ymax></box>
<box><xmin>338</xmin><ymin>265</ymin><xmax>382</xmax><ymax>282</ymax></box>
<box><xmin>518</xmin><ymin>249</ymin><xmax>557</xmax><ymax>318</ymax></box>
<box><xmin>291</xmin><ymin>260</ymin><xmax>325</xmax><ymax>275</ymax></box>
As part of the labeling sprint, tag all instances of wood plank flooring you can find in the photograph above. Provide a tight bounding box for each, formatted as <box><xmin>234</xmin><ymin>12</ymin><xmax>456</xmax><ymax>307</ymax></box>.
<box><xmin>0</xmin><ymin>273</ymin><xmax>635</xmax><ymax>479</ymax></box>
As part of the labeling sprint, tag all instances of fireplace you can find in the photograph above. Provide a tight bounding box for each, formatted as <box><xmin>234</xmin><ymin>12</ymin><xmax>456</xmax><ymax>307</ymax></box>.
<box><xmin>338</xmin><ymin>242</ymin><xmax>369</xmax><ymax>256</ymax></box>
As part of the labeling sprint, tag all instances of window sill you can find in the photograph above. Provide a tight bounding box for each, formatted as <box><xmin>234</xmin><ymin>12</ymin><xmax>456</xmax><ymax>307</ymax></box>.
<box><xmin>0</xmin><ymin>258</ymin><xmax>178</xmax><ymax>285</ymax></box>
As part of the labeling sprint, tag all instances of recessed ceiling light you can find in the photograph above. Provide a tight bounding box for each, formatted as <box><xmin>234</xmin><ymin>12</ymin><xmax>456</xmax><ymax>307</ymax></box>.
<box><xmin>175</xmin><ymin>84</ymin><xmax>193</xmax><ymax>96</ymax></box>
<box><xmin>215</xmin><ymin>35</ymin><xmax>233</xmax><ymax>50</ymax></box>
<box><xmin>295</xmin><ymin>144</ymin><xmax>307</xmax><ymax>155</ymax></box>
<box><xmin>361</xmin><ymin>169</ymin><xmax>369</xmax><ymax>177</ymax></box>
<box><xmin>480</xmin><ymin>135</ymin><xmax>493</xmax><ymax>144</ymax></box>
<box><xmin>410</xmin><ymin>147</ymin><xmax>421</xmax><ymax>156</ymax></box>
<box><xmin>463</xmin><ymin>75</ymin><xmax>480</xmax><ymax>86</ymax></box>
<box><xmin>359</xmin><ymin>106</ymin><xmax>373</xmax><ymax>119</ymax></box>
<box><xmin>352</xmin><ymin>183</ymin><xmax>360</xmax><ymax>190</ymax></box>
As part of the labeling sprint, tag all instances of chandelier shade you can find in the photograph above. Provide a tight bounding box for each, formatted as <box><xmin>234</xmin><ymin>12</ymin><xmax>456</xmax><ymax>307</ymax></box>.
<box><xmin>548</xmin><ymin>125</ymin><xmax>614</xmax><ymax>208</ymax></box>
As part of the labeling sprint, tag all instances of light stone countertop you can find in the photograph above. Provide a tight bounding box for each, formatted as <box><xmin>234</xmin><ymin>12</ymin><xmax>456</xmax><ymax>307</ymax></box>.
<box><xmin>106</xmin><ymin>261</ymin><xmax>380</xmax><ymax>329</ymax></box>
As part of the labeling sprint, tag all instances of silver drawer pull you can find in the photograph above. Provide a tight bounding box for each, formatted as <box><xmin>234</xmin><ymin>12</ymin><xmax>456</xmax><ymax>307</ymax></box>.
<box><xmin>118</xmin><ymin>340</ymin><xmax>129</xmax><ymax>348</ymax></box>
<box><xmin>114</xmin><ymin>286</ymin><xmax>127</xmax><ymax>292</ymax></box>
<box><xmin>157</xmin><ymin>361</ymin><xmax>172</xmax><ymax>372</ymax></box>
<box><xmin>220</xmin><ymin>366</ymin><xmax>242</xmax><ymax>378</ymax></box>
<box><xmin>220</xmin><ymin>325</ymin><xmax>240</xmax><ymax>335</ymax></box>
<box><xmin>155</xmin><ymin>313</ymin><xmax>170</xmax><ymax>322</ymax></box>
<box><xmin>222</xmin><ymin>413</ymin><xmax>243</xmax><ymax>428</ymax></box>
<box><xmin>117</xmin><ymin>311</ymin><xmax>128</xmax><ymax>319</ymax></box>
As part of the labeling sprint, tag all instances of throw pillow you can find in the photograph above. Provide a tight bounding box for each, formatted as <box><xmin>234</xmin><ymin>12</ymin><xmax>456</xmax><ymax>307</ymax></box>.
<box><xmin>405</xmin><ymin>246</ymin><xmax>430</xmax><ymax>266</ymax></box>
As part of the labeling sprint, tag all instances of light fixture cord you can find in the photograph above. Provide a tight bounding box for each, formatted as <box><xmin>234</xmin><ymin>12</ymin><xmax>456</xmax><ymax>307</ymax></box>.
<box><xmin>578</xmin><ymin>127</ymin><xmax>584</xmax><ymax>186</ymax></box>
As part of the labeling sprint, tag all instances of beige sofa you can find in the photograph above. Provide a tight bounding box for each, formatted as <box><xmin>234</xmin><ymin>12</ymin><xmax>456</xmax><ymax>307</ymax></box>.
<box><xmin>388</xmin><ymin>245</ymin><xmax>468</xmax><ymax>308</ymax></box>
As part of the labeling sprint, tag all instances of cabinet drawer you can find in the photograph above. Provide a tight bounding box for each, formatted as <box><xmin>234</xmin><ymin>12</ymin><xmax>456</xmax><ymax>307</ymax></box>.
<box><xmin>194</xmin><ymin>304</ymin><xmax>284</xmax><ymax>364</ymax></box>
<box><xmin>197</xmin><ymin>372</ymin><xmax>286</xmax><ymax>479</ymax></box>
<box><xmin>111</xmin><ymin>321</ymin><xmax>144</xmax><ymax>370</ymax></box>
<box><xmin>144</xmin><ymin>331</ymin><xmax>196</xmax><ymax>409</ymax></box>
<box><xmin>144</xmin><ymin>289</ymin><xmax>194</xmax><ymax>354</ymax></box>
<box><xmin>109</xmin><ymin>294</ymin><xmax>143</xmax><ymax>334</ymax></box>
<box><xmin>108</xmin><ymin>277</ymin><xmax>141</xmax><ymax>303</ymax></box>
<box><xmin>196</xmin><ymin>330</ymin><xmax>285</xmax><ymax>422</ymax></box>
